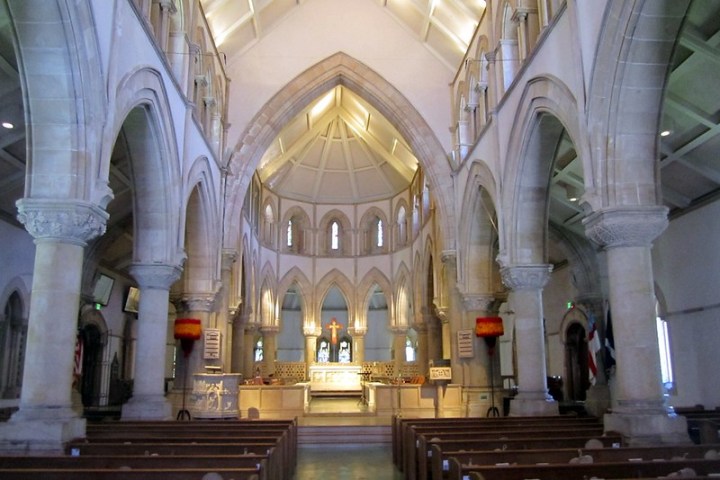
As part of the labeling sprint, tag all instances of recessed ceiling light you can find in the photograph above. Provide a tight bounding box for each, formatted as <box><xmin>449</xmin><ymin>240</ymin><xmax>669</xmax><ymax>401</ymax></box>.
<box><xmin>2</xmin><ymin>122</ymin><xmax>14</xmax><ymax>129</ymax></box>
<box><xmin>660</xmin><ymin>130</ymin><xmax>671</xmax><ymax>137</ymax></box>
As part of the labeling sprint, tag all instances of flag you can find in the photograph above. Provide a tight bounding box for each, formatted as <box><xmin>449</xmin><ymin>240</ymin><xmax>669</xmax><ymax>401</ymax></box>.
<box><xmin>604</xmin><ymin>307</ymin><xmax>616</xmax><ymax>374</ymax></box>
<box><xmin>587</xmin><ymin>313</ymin><xmax>602</xmax><ymax>386</ymax></box>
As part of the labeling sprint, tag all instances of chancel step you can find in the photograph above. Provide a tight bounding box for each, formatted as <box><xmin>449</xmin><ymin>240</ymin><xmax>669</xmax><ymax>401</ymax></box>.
<box><xmin>298</xmin><ymin>425</ymin><xmax>391</xmax><ymax>445</ymax></box>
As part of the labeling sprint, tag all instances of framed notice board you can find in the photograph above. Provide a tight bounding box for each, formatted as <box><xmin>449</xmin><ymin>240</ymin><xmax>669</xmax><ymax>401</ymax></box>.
<box><xmin>457</xmin><ymin>329</ymin><xmax>474</xmax><ymax>358</ymax></box>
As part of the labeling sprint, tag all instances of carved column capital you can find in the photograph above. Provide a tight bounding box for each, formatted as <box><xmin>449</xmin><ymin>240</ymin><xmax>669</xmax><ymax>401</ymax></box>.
<box><xmin>348</xmin><ymin>327</ymin><xmax>367</xmax><ymax>336</ymax></box>
<box><xmin>221</xmin><ymin>249</ymin><xmax>238</xmax><ymax>271</ymax></box>
<box><xmin>178</xmin><ymin>293</ymin><xmax>217</xmax><ymax>313</ymax></box>
<box><xmin>389</xmin><ymin>325</ymin><xmax>408</xmax><ymax>334</ymax></box>
<box><xmin>16</xmin><ymin>199</ymin><xmax>108</xmax><ymax>246</ymax></box>
<box><xmin>460</xmin><ymin>294</ymin><xmax>495</xmax><ymax>312</ymax></box>
<box><xmin>500</xmin><ymin>264</ymin><xmax>552</xmax><ymax>291</ymax></box>
<box><xmin>583</xmin><ymin>206</ymin><xmax>669</xmax><ymax>249</ymax></box>
<box><xmin>129</xmin><ymin>263</ymin><xmax>182</xmax><ymax>290</ymax></box>
<box><xmin>261</xmin><ymin>325</ymin><xmax>280</xmax><ymax>335</ymax></box>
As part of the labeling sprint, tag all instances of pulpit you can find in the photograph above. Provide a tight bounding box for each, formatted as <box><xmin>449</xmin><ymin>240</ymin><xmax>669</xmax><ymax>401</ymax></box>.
<box><xmin>190</xmin><ymin>373</ymin><xmax>241</xmax><ymax>419</ymax></box>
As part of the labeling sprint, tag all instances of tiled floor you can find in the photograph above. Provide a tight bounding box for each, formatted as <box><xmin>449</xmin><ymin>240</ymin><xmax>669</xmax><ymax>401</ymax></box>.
<box><xmin>294</xmin><ymin>444</ymin><xmax>403</xmax><ymax>480</ymax></box>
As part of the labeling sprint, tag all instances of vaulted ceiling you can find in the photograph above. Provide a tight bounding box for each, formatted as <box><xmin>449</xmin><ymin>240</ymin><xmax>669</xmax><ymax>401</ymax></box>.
<box><xmin>0</xmin><ymin>1</ymin><xmax>718</xmax><ymax>272</ymax></box>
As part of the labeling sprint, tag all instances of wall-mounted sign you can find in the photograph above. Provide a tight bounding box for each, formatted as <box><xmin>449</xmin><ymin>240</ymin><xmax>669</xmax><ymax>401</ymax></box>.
<box><xmin>204</xmin><ymin>328</ymin><xmax>221</xmax><ymax>360</ymax></box>
<box><xmin>429</xmin><ymin>366</ymin><xmax>452</xmax><ymax>381</ymax></box>
<box><xmin>457</xmin><ymin>329</ymin><xmax>474</xmax><ymax>358</ymax></box>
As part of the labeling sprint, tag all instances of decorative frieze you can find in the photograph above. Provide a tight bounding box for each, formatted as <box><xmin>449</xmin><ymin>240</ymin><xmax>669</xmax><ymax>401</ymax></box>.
<box><xmin>500</xmin><ymin>264</ymin><xmax>552</xmax><ymax>291</ymax></box>
<box><xmin>583</xmin><ymin>206</ymin><xmax>668</xmax><ymax>248</ymax></box>
<box><xmin>16</xmin><ymin>199</ymin><xmax>108</xmax><ymax>246</ymax></box>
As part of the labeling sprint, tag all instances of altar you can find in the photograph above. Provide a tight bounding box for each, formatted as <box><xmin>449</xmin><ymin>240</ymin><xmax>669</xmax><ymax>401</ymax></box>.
<box><xmin>308</xmin><ymin>363</ymin><xmax>362</xmax><ymax>393</ymax></box>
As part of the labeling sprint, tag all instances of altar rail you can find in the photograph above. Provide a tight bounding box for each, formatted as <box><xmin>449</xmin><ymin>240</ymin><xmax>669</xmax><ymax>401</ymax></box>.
<box><xmin>270</xmin><ymin>361</ymin><xmax>421</xmax><ymax>384</ymax></box>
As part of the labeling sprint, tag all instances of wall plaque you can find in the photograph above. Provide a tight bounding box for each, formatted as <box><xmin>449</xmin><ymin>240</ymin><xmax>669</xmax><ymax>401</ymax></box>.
<box><xmin>204</xmin><ymin>328</ymin><xmax>221</xmax><ymax>360</ymax></box>
<box><xmin>457</xmin><ymin>329</ymin><xmax>474</xmax><ymax>358</ymax></box>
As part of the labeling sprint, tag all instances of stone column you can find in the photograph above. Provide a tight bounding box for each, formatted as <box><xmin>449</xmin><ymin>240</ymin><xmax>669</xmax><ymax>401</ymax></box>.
<box><xmin>349</xmin><ymin>327</ymin><xmax>367</xmax><ymax>364</ymax></box>
<box><xmin>439</xmin><ymin>250</ymin><xmax>464</xmax><ymax>383</ymax></box>
<box><xmin>122</xmin><ymin>263</ymin><xmax>182</xmax><ymax>420</ymax></box>
<box><xmin>231</xmin><ymin>312</ymin><xmax>249</xmax><ymax>375</ymax></box>
<box><xmin>176</xmin><ymin>293</ymin><xmax>216</xmax><ymax>385</ymax></box>
<box><xmin>425</xmin><ymin>311</ymin><xmax>443</xmax><ymax>364</ymax></box>
<box><xmin>413</xmin><ymin>324</ymin><xmax>428</xmax><ymax>375</ymax></box>
<box><xmin>584</xmin><ymin>206</ymin><xmax>689</xmax><ymax>444</ymax></box>
<box><xmin>460</xmin><ymin>294</ymin><xmax>496</xmax><ymax>417</ymax></box>
<box><xmin>391</xmin><ymin>326</ymin><xmax>407</xmax><ymax>378</ymax></box>
<box><xmin>219</xmin><ymin>250</ymin><xmax>237</xmax><ymax>373</ymax></box>
<box><xmin>243</xmin><ymin>324</ymin><xmax>258</xmax><ymax>379</ymax></box>
<box><xmin>304</xmin><ymin>330</ymin><xmax>319</xmax><ymax>366</ymax></box>
<box><xmin>501</xmin><ymin>264</ymin><xmax>558</xmax><ymax>416</ymax></box>
<box><xmin>261</xmin><ymin>326</ymin><xmax>279</xmax><ymax>377</ymax></box>
<box><xmin>0</xmin><ymin>200</ymin><xmax>106</xmax><ymax>452</ymax></box>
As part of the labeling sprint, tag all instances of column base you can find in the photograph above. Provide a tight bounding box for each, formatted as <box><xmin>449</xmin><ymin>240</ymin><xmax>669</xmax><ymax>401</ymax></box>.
<box><xmin>121</xmin><ymin>395</ymin><xmax>173</xmax><ymax>420</ymax></box>
<box><xmin>0</xmin><ymin>407</ymin><xmax>86</xmax><ymax>454</ymax></box>
<box><xmin>509</xmin><ymin>391</ymin><xmax>559</xmax><ymax>416</ymax></box>
<box><xmin>584</xmin><ymin>384</ymin><xmax>612</xmax><ymax>418</ymax></box>
<box><xmin>465</xmin><ymin>386</ymin><xmax>503</xmax><ymax>418</ymax></box>
<box><xmin>604</xmin><ymin>411</ymin><xmax>691</xmax><ymax>445</ymax></box>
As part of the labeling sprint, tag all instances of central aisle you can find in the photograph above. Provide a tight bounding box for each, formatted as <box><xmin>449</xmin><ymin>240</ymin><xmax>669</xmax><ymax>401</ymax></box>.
<box><xmin>294</xmin><ymin>444</ymin><xmax>403</xmax><ymax>480</ymax></box>
<box><xmin>294</xmin><ymin>396</ymin><xmax>401</xmax><ymax>479</ymax></box>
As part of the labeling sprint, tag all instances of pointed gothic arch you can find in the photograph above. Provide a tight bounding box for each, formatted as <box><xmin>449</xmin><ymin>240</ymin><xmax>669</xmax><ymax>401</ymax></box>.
<box><xmin>500</xmin><ymin>75</ymin><xmax>585</xmax><ymax>265</ymax></box>
<box><xmin>225</xmin><ymin>52</ymin><xmax>455</xmax><ymax>252</ymax></box>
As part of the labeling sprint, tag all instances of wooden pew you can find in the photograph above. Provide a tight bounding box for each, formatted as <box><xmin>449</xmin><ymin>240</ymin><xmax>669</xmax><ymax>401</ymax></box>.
<box><xmin>409</xmin><ymin>427</ymin><xmax>609</xmax><ymax>480</ymax></box>
<box><xmin>393</xmin><ymin>415</ymin><xmax>601</xmax><ymax>472</ymax></box>
<box><xmin>86</xmin><ymin>418</ymin><xmax>298</xmax><ymax>468</ymax></box>
<box><xmin>0</xmin><ymin>466</ymin><xmax>263</xmax><ymax>479</ymax></box>
<box><xmin>431</xmin><ymin>443</ymin><xmax>720</xmax><ymax>480</ymax></box>
<box><xmin>415</xmin><ymin>433</ymin><xmax>622</xmax><ymax>480</ymax></box>
<box><xmin>447</xmin><ymin>457</ymin><xmax>720</xmax><ymax>480</ymax></box>
<box><xmin>0</xmin><ymin>455</ymin><xmax>271</xmax><ymax>480</ymax></box>
<box><xmin>83</xmin><ymin>420</ymin><xmax>296</xmax><ymax>477</ymax></box>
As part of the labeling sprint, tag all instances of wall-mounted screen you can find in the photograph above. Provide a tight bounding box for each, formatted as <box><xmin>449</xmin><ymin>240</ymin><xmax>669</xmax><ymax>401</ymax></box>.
<box><xmin>92</xmin><ymin>274</ymin><xmax>115</xmax><ymax>306</ymax></box>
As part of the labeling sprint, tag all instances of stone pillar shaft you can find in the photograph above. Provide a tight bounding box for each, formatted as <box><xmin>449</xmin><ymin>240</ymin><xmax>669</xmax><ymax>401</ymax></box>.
<box><xmin>20</xmin><ymin>241</ymin><xmax>85</xmax><ymax>415</ymax></box>
<box><xmin>583</xmin><ymin>206</ymin><xmax>689</xmax><ymax>444</ymax></box>
<box><xmin>243</xmin><ymin>327</ymin><xmax>257</xmax><ymax>379</ymax></box>
<box><xmin>262</xmin><ymin>328</ymin><xmax>278</xmax><ymax>376</ymax></box>
<box><xmin>122</xmin><ymin>263</ymin><xmax>181</xmax><ymax>420</ymax></box>
<box><xmin>1</xmin><ymin>200</ymin><xmax>107</xmax><ymax>452</ymax></box>
<box><xmin>501</xmin><ymin>264</ymin><xmax>557</xmax><ymax>416</ymax></box>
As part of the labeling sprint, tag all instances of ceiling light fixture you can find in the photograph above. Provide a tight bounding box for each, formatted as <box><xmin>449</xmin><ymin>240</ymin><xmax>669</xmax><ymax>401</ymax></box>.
<box><xmin>565</xmin><ymin>185</ymin><xmax>580</xmax><ymax>202</ymax></box>
<box><xmin>2</xmin><ymin>122</ymin><xmax>14</xmax><ymax>129</ymax></box>
<box><xmin>660</xmin><ymin>130</ymin><xmax>671</xmax><ymax>137</ymax></box>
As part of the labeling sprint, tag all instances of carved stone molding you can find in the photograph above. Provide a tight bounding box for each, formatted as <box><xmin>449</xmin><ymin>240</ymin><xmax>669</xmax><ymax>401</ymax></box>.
<box><xmin>129</xmin><ymin>263</ymin><xmax>182</xmax><ymax>290</ymax></box>
<box><xmin>179</xmin><ymin>293</ymin><xmax>217</xmax><ymax>313</ymax></box>
<box><xmin>16</xmin><ymin>199</ymin><xmax>108</xmax><ymax>246</ymax></box>
<box><xmin>389</xmin><ymin>325</ymin><xmax>408</xmax><ymax>334</ymax></box>
<box><xmin>440</xmin><ymin>249</ymin><xmax>456</xmax><ymax>265</ymax></box>
<box><xmin>260</xmin><ymin>325</ymin><xmax>280</xmax><ymax>334</ymax></box>
<box><xmin>347</xmin><ymin>327</ymin><xmax>367</xmax><ymax>336</ymax></box>
<box><xmin>221</xmin><ymin>249</ymin><xmax>238</xmax><ymax>271</ymax></box>
<box><xmin>500</xmin><ymin>264</ymin><xmax>552</xmax><ymax>291</ymax></box>
<box><xmin>583</xmin><ymin>206</ymin><xmax>668</xmax><ymax>249</ymax></box>
<box><xmin>460</xmin><ymin>294</ymin><xmax>495</xmax><ymax>312</ymax></box>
